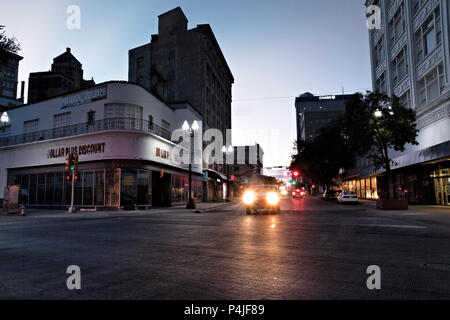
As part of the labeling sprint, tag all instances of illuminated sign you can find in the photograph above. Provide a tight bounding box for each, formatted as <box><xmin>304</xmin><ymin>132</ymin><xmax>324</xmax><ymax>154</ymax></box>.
<box><xmin>61</xmin><ymin>86</ymin><xmax>107</xmax><ymax>109</ymax></box>
<box><xmin>319</xmin><ymin>95</ymin><xmax>336</xmax><ymax>100</ymax></box>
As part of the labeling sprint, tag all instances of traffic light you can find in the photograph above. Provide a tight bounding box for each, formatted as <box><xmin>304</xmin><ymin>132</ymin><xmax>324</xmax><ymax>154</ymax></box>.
<box><xmin>293</xmin><ymin>171</ymin><xmax>300</xmax><ymax>177</ymax></box>
<box><xmin>65</xmin><ymin>156</ymin><xmax>72</xmax><ymax>172</ymax></box>
<box><xmin>66</xmin><ymin>173</ymin><xmax>71</xmax><ymax>181</ymax></box>
<box><xmin>292</xmin><ymin>181</ymin><xmax>297</xmax><ymax>186</ymax></box>
<box><xmin>72</xmin><ymin>153</ymin><xmax>79</xmax><ymax>173</ymax></box>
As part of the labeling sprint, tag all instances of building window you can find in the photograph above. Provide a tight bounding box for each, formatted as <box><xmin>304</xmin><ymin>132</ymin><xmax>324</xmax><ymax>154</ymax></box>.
<box><xmin>2</xmin><ymin>89</ymin><xmax>14</xmax><ymax>97</ymax></box>
<box><xmin>23</xmin><ymin>119</ymin><xmax>39</xmax><ymax>133</ymax></box>
<box><xmin>399</xmin><ymin>90</ymin><xmax>410</xmax><ymax>108</ymax></box>
<box><xmin>168</xmin><ymin>49</ymin><xmax>176</xmax><ymax>61</ymax></box>
<box><xmin>53</xmin><ymin>112</ymin><xmax>71</xmax><ymax>128</ymax></box>
<box><xmin>148</xmin><ymin>115</ymin><xmax>153</xmax><ymax>130</ymax></box>
<box><xmin>105</xmin><ymin>103</ymin><xmax>143</xmax><ymax>120</ymax></box>
<box><xmin>374</xmin><ymin>36</ymin><xmax>385</xmax><ymax>68</ymax></box>
<box><xmin>168</xmin><ymin>68</ymin><xmax>176</xmax><ymax>81</ymax></box>
<box><xmin>417</xmin><ymin>63</ymin><xmax>445</xmax><ymax>106</ymax></box>
<box><xmin>412</xmin><ymin>0</ymin><xmax>427</xmax><ymax>16</ymax></box>
<box><xmin>137</xmin><ymin>57</ymin><xmax>144</xmax><ymax>69</ymax></box>
<box><xmin>389</xmin><ymin>4</ymin><xmax>405</xmax><ymax>44</ymax></box>
<box><xmin>161</xmin><ymin>119</ymin><xmax>170</xmax><ymax>131</ymax></box>
<box><xmin>414</xmin><ymin>7</ymin><xmax>441</xmax><ymax>63</ymax></box>
<box><xmin>391</xmin><ymin>46</ymin><xmax>408</xmax><ymax>87</ymax></box>
<box><xmin>87</xmin><ymin>110</ymin><xmax>95</xmax><ymax>124</ymax></box>
<box><xmin>375</xmin><ymin>72</ymin><xmax>386</xmax><ymax>94</ymax></box>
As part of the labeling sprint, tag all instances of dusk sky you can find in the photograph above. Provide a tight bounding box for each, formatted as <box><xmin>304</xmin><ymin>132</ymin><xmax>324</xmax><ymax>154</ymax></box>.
<box><xmin>1</xmin><ymin>0</ymin><xmax>372</xmax><ymax>167</ymax></box>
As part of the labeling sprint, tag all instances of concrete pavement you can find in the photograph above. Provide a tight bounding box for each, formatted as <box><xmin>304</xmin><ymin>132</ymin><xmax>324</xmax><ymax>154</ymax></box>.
<box><xmin>0</xmin><ymin>197</ymin><xmax>450</xmax><ymax>299</ymax></box>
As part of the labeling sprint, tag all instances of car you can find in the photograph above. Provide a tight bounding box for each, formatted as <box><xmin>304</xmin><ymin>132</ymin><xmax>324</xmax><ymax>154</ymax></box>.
<box><xmin>337</xmin><ymin>191</ymin><xmax>358</xmax><ymax>204</ymax></box>
<box><xmin>291</xmin><ymin>188</ymin><xmax>306</xmax><ymax>199</ymax></box>
<box><xmin>242</xmin><ymin>185</ymin><xmax>281</xmax><ymax>215</ymax></box>
<box><xmin>322</xmin><ymin>189</ymin><xmax>340</xmax><ymax>200</ymax></box>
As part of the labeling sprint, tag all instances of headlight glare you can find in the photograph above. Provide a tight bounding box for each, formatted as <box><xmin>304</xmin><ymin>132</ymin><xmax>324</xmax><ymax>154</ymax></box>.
<box><xmin>243</xmin><ymin>191</ymin><xmax>256</xmax><ymax>205</ymax></box>
<box><xmin>266</xmin><ymin>192</ymin><xmax>280</xmax><ymax>205</ymax></box>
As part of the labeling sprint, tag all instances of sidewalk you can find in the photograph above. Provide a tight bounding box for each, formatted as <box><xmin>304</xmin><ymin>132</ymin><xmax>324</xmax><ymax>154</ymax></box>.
<box><xmin>357</xmin><ymin>198</ymin><xmax>450</xmax><ymax>214</ymax></box>
<box><xmin>0</xmin><ymin>200</ymin><xmax>238</xmax><ymax>220</ymax></box>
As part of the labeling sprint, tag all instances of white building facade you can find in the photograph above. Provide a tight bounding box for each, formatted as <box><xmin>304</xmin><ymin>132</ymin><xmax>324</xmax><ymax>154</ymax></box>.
<box><xmin>0</xmin><ymin>81</ymin><xmax>203</xmax><ymax>209</ymax></box>
<box><xmin>346</xmin><ymin>0</ymin><xmax>450</xmax><ymax>205</ymax></box>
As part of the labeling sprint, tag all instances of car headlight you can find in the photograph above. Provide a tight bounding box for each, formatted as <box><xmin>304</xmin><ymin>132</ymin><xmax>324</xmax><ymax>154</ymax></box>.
<box><xmin>266</xmin><ymin>192</ymin><xmax>280</xmax><ymax>205</ymax></box>
<box><xmin>243</xmin><ymin>191</ymin><xmax>256</xmax><ymax>205</ymax></box>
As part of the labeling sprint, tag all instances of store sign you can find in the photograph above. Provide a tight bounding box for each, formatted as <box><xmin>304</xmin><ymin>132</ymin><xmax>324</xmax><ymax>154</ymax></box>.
<box><xmin>319</xmin><ymin>95</ymin><xmax>336</xmax><ymax>100</ymax></box>
<box><xmin>61</xmin><ymin>86</ymin><xmax>107</xmax><ymax>109</ymax></box>
<box><xmin>47</xmin><ymin>142</ymin><xmax>106</xmax><ymax>159</ymax></box>
<box><xmin>156</xmin><ymin>147</ymin><xmax>170</xmax><ymax>160</ymax></box>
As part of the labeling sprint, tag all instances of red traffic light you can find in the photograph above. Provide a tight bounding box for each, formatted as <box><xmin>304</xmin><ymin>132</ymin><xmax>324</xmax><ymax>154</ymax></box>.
<box><xmin>293</xmin><ymin>171</ymin><xmax>300</xmax><ymax>177</ymax></box>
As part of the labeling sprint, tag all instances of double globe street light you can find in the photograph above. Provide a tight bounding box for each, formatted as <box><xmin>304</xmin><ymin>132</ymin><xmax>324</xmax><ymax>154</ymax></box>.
<box><xmin>182</xmin><ymin>120</ymin><xmax>199</xmax><ymax>209</ymax></box>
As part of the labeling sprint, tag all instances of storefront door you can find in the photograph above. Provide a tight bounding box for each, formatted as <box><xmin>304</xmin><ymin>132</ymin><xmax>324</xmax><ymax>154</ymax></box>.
<box><xmin>434</xmin><ymin>176</ymin><xmax>450</xmax><ymax>206</ymax></box>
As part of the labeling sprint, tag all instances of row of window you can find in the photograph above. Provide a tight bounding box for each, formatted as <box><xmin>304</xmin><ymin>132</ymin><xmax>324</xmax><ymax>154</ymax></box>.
<box><xmin>2</xmin><ymin>80</ymin><xmax>15</xmax><ymax>89</ymax></box>
<box><xmin>374</xmin><ymin>2</ymin><xmax>442</xmax><ymax>69</ymax></box>
<box><xmin>16</xmin><ymin>105</ymin><xmax>172</xmax><ymax>134</ymax></box>
<box><xmin>376</xmin><ymin>62</ymin><xmax>445</xmax><ymax>108</ymax></box>
<box><xmin>11</xmin><ymin>169</ymin><xmax>202</xmax><ymax>207</ymax></box>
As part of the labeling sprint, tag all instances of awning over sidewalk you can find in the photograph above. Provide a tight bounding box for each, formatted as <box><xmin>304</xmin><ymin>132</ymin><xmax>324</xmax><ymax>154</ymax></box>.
<box><xmin>204</xmin><ymin>169</ymin><xmax>228</xmax><ymax>181</ymax></box>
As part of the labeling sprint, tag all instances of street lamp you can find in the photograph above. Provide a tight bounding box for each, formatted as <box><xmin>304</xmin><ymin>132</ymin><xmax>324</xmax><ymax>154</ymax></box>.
<box><xmin>1</xmin><ymin>111</ymin><xmax>9</xmax><ymax>131</ymax></box>
<box><xmin>222</xmin><ymin>145</ymin><xmax>233</xmax><ymax>202</ymax></box>
<box><xmin>183</xmin><ymin>120</ymin><xmax>199</xmax><ymax>209</ymax></box>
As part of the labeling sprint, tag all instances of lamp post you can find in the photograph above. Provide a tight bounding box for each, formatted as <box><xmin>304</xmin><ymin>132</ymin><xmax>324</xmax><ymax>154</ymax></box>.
<box><xmin>222</xmin><ymin>145</ymin><xmax>233</xmax><ymax>202</ymax></box>
<box><xmin>1</xmin><ymin>112</ymin><xmax>9</xmax><ymax>132</ymax></box>
<box><xmin>183</xmin><ymin>120</ymin><xmax>199</xmax><ymax>209</ymax></box>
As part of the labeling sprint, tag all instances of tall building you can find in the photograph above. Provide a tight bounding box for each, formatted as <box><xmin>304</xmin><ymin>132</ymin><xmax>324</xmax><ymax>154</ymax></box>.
<box><xmin>28</xmin><ymin>48</ymin><xmax>95</xmax><ymax>103</ymax></box>
<box><xmin>230</xmin><ymin>144</ymin><xmax>264</xmax><ymax>184</ymax></box>
<box><xmin>0</xmin><ymin>52</ymin><xmax>24</xmax><ymax>109</ymax></box>
<box><xmin>295</xmin><ymin>92</ymin><xmax>355</xmax><ymax>142</ymax></box>
<box><xmin>344</xmin><ymin>0</ymin><xmax>450</xmax><ymax>205</ymax></box>
<box><xmin>128</xmin><ymin>7</ymin><xmax>234</xmax><ymax>137</ymax></box>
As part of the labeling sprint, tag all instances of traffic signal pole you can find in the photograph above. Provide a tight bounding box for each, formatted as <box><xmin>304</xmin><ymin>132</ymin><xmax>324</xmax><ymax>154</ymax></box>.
<box><xmin>69</xmin><ymin>169</ymin><xmax>75</xmax><ymax>214</ymax></box>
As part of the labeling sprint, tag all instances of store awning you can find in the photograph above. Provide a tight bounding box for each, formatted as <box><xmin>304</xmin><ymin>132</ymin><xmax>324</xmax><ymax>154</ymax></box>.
<box><xmin>204</xmin><ymin>169</ymin><xmax>227</xmax><ymax>181</ymax></box>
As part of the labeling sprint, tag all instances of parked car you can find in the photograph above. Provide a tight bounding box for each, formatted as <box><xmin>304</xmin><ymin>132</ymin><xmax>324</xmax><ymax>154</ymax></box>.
<box><xmin>322</xmin><ymin>189</ymin><xmax>340</xmax><ymax>200</ymax></box>
<box><xmin>242</xmin><ymin>185</ymin><xmax>281</xmax><ymax>215</ymax></box>
<box><xmin>337</xmin><ymin>191</ymin><xmax>358</xmax><ymax>204</ymax></box>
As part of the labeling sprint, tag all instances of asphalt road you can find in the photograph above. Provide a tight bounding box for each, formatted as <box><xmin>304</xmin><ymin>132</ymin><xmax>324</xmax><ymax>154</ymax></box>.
<box><xmin>1</xmin><ymin>198</ymin><xmax>450</xmax><ymax>299</ymax></box>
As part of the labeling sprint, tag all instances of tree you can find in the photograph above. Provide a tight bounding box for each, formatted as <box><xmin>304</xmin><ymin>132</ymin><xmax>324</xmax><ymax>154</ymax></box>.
<box><xmin>0</xmin><ymin>25</ymin><xmax>21</xmax><ymax>67</ymax></box>
<box><xmin>344</xmin><ymin>92</ymin><xmax>418</xmax><ymax>199</ymax></box>
<box><xmin>290</xmin><ymin>121</ymin><xmax>356</xmax><ymax>187</ymax></box>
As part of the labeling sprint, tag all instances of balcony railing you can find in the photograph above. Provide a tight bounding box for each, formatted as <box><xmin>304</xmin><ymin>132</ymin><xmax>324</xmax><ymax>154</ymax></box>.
<box><xmin>0</xmin><ymin>118</ymin><xmax>173</xmax><ymax>148</ymax></box>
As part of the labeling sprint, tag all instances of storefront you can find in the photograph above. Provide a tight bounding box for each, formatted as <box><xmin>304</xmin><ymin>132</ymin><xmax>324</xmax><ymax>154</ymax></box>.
<box><xmin>0</xmin><ymin>82</ymin><xmax>203</xmax><ymax>210</ymax></box>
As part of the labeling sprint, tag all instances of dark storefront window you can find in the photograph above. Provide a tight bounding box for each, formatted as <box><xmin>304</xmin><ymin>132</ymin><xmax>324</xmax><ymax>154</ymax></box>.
<box><xmin>45</xmin><ymin>173</ymin><xmax>55</xmax><ymax>205</ymax></box>
<box><xmin>83</xmin><ymin>171</ymin><xmax>94</xmax><ymax>206</ymax></box>
<box><xmin>37</xmin><ymin>174</ymin><xmax>46</xmax><ymax>204</ymax></box>
<box><xmin>94</xmin><ymin>171</ymin><xmax>105</xmax><ymax>206</ymax></box>
<box><xmin>54</xmin><ymin>173</ymin><xmax>63</xmax><ymax>205</ymax></box>
<box><xmin>137</xmin><ymin>169</ymin><xmax>151</xmax><ymax>206</ymax></box>
<box><xmin>20</xmin><ymin>175</ymin><xmax>29</xmax><ymax>205</ymax></box>
<box><xmin>121</xmin><ymin>169</ymin><xmax>137</xmax><ymax>208</ymax></box>
<box><xmin>106</xmin><ymin>169</ymin><xmax>120</xmax><ymax>207</ymax></box>
<box><xmin>29</xmin><ymin>174</ymin><xmax>37</xmax><ymax>205</ymax></box>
